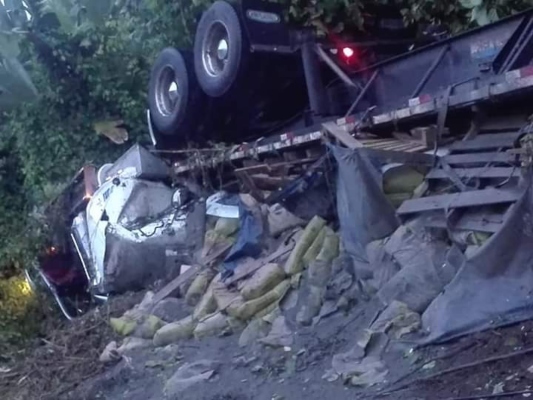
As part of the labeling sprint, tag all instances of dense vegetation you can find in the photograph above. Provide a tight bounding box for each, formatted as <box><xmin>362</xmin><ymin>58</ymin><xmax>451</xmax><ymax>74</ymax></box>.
<box><xmin>0</xmin><ymin>0</ymin><xmax>532</xmax><ymax>345</ymax></box>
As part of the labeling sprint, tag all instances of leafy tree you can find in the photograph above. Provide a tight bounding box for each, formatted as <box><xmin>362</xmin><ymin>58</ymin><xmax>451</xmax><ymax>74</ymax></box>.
<box><xmin>281</xmin><ymin>0</ymin><xmax>533</xmax><ymax>34</ymax></box>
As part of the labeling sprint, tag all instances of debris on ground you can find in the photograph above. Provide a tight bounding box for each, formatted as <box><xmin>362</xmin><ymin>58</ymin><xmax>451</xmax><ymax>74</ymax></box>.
<box><xmin>0</xmin><ymin>291</ymin><xmax>144</xmax><ymax>400</ymax></box>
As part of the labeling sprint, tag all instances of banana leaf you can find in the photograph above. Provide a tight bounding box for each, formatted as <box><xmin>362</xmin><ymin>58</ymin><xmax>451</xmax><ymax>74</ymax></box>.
<box><xmin>3</xmin><ymin>0</ymin><xmax>29</xmax><ymax>29</ymax></box>
<box><xmin>0</xmin><ymin>54</ymin><xmax>38</xmax><ymax>111</ymax></box>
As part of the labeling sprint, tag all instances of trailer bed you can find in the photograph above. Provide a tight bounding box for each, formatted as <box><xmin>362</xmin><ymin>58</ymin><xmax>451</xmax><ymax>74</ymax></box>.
<box><xmin>170</xmin><ymin>63</ymin><xmax>533</xmax><ymax>174</ymax></box>
<box><xmin>166</xmin><ymin>8</ymin><xmax>533</xmax><ymax>175</ymax></box>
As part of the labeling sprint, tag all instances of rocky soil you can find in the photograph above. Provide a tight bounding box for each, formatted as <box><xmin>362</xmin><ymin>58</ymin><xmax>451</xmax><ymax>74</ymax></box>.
<box><xmin>62</xmin><ymin>294</ymin><xmax>533</xmax><ymax>400</ymax></box>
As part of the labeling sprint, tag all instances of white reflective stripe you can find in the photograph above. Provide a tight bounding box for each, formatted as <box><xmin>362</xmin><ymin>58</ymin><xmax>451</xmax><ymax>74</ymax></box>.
<box><xmin>396</xmin><ymin>108</ymin><xmax>411</xmax><ymax>119</ymax></box>
<box><xmin>408</xmin><ymin>98</ymin><xmax>420</xmax><ymax>107</ymax></box>
<box><xmin>175</xmin><ymin>68</ymin><xmax>533</xmax><ymax>174</ymax></box>
<box><xmin>507</xmin><ymin>66</ymin><xmax>533</xmax><ymax>81</ymax></box>
<box><xmin>495</xmin><ymin>75</ymin><xmax>533</xmax><ymax>95</ymax></box>
<box><xmin>293</xmin><ymin>135</ymin><xmax>306</xmax><ymax>145</ymax></box>
<box><xmin>506</xmin><ymin>69</ymin><xmax>521</xmax><ymax>80</ymax></box>
<box><xmin>257</xmin><ymin>144</ymin><xmax>272</xmax><ymax>153</ymax></box>
<box><xmin>312</xmin><ymin>131</ymin><xmax>322</xmax><ymax>140</ymax></box>
<box><xmin>412</xmin><ymin>102</ymin><xmax>435</xmax><ymax>115</ymax></box>
<box><xmin>408</xmin><ymin>94</ymin><xmax>432</xmax><ymax>107</ymax></box>
<box><xmin>373</xmin><ymin>113</ymin><xmax>392</xmax><ymax>124</ymax></box>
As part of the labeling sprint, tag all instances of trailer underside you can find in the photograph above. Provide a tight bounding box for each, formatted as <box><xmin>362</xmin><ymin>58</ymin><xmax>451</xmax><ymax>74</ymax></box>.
<box><xmin>158</xmin><ymin>8</ymin><xmax>533</xmax><ymax>175</ymax></box>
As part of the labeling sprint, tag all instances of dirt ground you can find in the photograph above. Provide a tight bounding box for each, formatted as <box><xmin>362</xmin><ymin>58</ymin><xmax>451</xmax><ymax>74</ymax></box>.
<box><xmin>28</xmin><ymin>292</ymin><xmax>533</xmax><ymax>400</ymax></box>
<box><xmin>0</xmin><ymin>291</ymin><xmax>146</xmax><ymax>400</ymax></box>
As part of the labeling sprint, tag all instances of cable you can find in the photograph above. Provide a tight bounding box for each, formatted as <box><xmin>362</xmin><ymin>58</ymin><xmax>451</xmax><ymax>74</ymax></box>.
<box><xmin>138</xmin><ymin>221</ymin><xmax>165</xmax><ymax>238</ymax></box>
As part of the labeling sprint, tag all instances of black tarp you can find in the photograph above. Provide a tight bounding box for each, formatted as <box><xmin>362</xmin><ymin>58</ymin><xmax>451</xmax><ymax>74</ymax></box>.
<box><xmin>332</xmin><ymin>145</ymin><xmax>533</xmax><ymax>344</ymax></box>
<box><xmin>222</xmin><ymin>198</ymin><xmax>264</xmax><ymax>279</ymax></box>
<box><xmin>421</xmin><ymin>174</ymin><xmax>533</xmax><ymax>343</ymax></box>
<box><xmin>331</xmin><ymin>145</ymin><xmax>399</xmax><ymax>260</ymax></box>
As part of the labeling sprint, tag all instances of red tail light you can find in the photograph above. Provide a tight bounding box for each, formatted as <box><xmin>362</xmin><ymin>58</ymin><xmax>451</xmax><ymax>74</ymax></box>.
<box><xmin>342</xmin><ymin>47</ymin><xmax>354</xmax><ymax>58</ymax></box>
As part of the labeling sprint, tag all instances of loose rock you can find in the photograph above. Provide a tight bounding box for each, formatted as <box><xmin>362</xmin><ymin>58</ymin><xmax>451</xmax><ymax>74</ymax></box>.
<box><xmin>370</xmin><ymin>300</ymin><xmax>421</xmax><ymax>339</ymax></box>
<box><xmin>164</xmin><ymin>360</ymin><xmax>220</xmax><ymax>397</ymax></box>
<box><xmin>297</xmin><ymin>286</ymin><xmax>325</xmax><ymax>326</ymax></box>
<box><xmin>259</xmin><ymin>316</ymin><xmax>294</xmax><ymax>348</ymax></box>
<box><xmin>233</xmin><ymin>355</ymin><xmax>258</xmax><ymax>368</ymax></box>
<box><xmin>239</xmin><ymin>319</ymin><xmax>270</xmax><ymax>347</ymax></box>
<box><xmin>99</xmin><ymin>341</ymin><xmax>120</xmax><ymax>364</ymax></box>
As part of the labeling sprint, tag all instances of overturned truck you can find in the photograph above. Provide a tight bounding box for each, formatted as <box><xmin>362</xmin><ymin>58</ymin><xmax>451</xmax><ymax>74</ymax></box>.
<box><xmin>25</xmin><ymin>146</ymin><xmax>207</xmax><ymax>319</ymax></box>
<box><xmin>32</xmin><ymin>1</ymin><xmax>533</xmax><ymax>344</ymax></box>
<box><xmin>147</xmin><ymin>1</ymin><xmax>533</xmax><ymax>343</ymax></box>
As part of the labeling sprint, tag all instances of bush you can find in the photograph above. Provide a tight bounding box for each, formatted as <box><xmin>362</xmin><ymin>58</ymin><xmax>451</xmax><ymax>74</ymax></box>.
<box><xmin>0</xmin><ymin>0</ymin><xmax>209</xmax><ymax>272</ymax></box>
<box><xmin>0</xmin><ymin>276</ymin><xmax>42</xmax><ymax>352</ymax></box>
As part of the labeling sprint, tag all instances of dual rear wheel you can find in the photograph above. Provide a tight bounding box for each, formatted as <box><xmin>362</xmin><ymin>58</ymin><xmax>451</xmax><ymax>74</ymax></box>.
<box><xmin>148</xmin><ymin>1</ymin><xmax>245</xmax><ymax>142</ymax></box>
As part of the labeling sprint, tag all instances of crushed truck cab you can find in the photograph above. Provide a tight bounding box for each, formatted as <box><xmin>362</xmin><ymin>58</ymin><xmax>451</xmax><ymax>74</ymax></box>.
<box><xmin>28</xmin><ymin>145</ymin><xmax>204</xmax><ymax>319</ymax></box>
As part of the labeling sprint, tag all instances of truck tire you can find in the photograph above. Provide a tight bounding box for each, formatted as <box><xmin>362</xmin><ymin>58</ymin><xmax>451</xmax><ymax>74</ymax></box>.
<box><xmin>194</xmin><ymin>1</ymin><xmax>248</xmax><ymax>97</ymax></box>
<box><xmin>148</xmin><ymin>48</ymin><xmax>205</xmax><ymax>139</ymax></box>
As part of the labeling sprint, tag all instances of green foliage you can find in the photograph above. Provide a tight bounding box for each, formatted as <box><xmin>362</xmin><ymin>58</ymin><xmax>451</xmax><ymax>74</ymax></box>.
<box><xmin>397</xmin><ymin>0</ymin><xmax>510</xmax><ymax>32</ymax></box>
<box><xmin>0</xmin><ymin>0</ymin><xmax>205</xmax><ymax>271</ymax></box>
<box><xmin>0</xmin><ymin>276</ymin><xmax>42</xmax><ymax>351</ymax></box>
<box><xmin>283</xmin><ymin>0</ymin><xmax>365</xmax><ymax>34</ymax></box>
<box><xmin>282</xmin><ymin>0</ymin><xmax>533</xmax><ymax>35</ymax></box>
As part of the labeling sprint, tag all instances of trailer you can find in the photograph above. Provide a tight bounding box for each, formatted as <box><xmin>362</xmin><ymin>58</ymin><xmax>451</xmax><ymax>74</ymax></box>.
<box><xmin>146</xmin><ymin>0</ymin><xmax>433</xmax><ymax>149</ymax></box>
<box><xmin>143</xmin><ymin>3</ymin><xmax>533</xmax><ymax>178</ymax></box>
